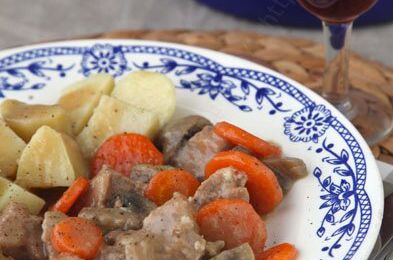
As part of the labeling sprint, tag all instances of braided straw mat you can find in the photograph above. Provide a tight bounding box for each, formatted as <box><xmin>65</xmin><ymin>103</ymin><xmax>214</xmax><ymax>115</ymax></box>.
<box><xmin>87</xmin><ymin>29</ymin><xmax>393</xmax><ymax>163</ymax></box>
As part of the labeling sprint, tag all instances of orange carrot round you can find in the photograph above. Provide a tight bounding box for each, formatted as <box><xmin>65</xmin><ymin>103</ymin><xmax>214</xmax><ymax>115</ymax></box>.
<box><xmin>205</xmin><ymin>150</ymin><xmax>283</xmax><ymax>214</ymax></box>
<box><xmin>214</xmin><ymin>121</ymin><xmax>281</xmax><ymax>158</ymax></box>
<box><xmin>51</xmin><ymin>217</ymin><xmax>103</xmax><ymax>259</ymax></box>
<box><xmin>257</xmin><ymin>243</ymin><xmax>298</xmax><ymax>260</ymax></box>
<box><xmin>196</xmin><ymin>199</ymin><xmax>266</xmax><ymax>254</ymax></box>
<box><xmin>144</xmin><ymin>169</ymin><xmax>200</xmax><ymax>205</ymax></box>
<box><xmin>52</xmin><ymin>177</ymin><xmax>89</xmax><ymax>214</ymax></box>
<box><xmin>91</xmin><ymin>133</ymin><xmax>164</xmax><ymax>177</ymax></box>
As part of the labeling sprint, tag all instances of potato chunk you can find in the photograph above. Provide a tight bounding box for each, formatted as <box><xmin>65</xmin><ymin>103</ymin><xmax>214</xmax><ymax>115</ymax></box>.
<box><xmin>58</xmin><ymin>74</ymin><xmax>114</xmax><ymax>135</ymax></box>
<box><xmin>112</xmin><ymin>71</ymin><xmax>176</xmax><ymax>127</ymax></box>
<box><xmin>0</xmin><ymin>176</ymin><xmax>45</xmax><ymax>214</ymax></box>
<box><xmin>16</xmin><ymin>126</ymin><xmax>87</xmax><ymax>189</ymax></box>
<box><xmin>77</xmin><ymin>95</ymin><xmax>159</xmax><ymax>159</ymax></box>
<box><xmin>0</xmin><ymin>118</ymin><xmax>26</xmax><ymax>178</ymax></box>
<box><xmin>0</xmin><ymin>99</ymin><xmax>72</xmax><ymax>142</ymax></box>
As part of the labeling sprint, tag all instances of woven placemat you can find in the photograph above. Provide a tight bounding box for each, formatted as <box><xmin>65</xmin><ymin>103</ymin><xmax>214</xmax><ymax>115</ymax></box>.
<box><xmin>89</xmin><ymin>29</ymin><xmax>393</xmax><ymax>163</ymax></box>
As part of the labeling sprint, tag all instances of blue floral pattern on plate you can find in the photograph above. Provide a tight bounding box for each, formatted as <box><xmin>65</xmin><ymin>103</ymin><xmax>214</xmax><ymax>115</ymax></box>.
<box><xmin>0</xmin><ymin>60</ymin><xmax>73</xmax><ymax>98</ymax></box>
<box><xmin>284</xmin><ymin>104</ymin><xmax>333</xmax><ymax>143</ymax></box>
<box><xmin>0</xmin><ymin>43</ymin><xmax>377</xmax><ymax>259</ymax></box>
<box><xmin>134</xmin><ymin>57</ymin><xmax>290</xmax><ymax>113</ymax></box>
<box><xmin>80</xmin><ymin>44</ymin><xmax>128</xmax><ymax>77</ymax></box>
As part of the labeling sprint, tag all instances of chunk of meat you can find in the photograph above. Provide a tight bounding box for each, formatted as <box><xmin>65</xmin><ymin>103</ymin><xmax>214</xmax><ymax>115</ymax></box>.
<box><xmin>41</xmin><ymin>211</ymin><xmax>67</xmax><ymax>258</ymax></box>
<box><xmin>172</xmin><ymin>126</ymin><xmax>232</xmax><ymax>180</ymax></box>
<box><xmin>262</xmin><ymin>157</ymin><xmax>307</xmax><ymax>194</ymax></box>
<box><xmin>124</xmin><ymin>233</ymin><xmax>182</xmax><ymax>260</ymax></box>
<box><xmin>51</xmin><ymin>254</ymin><xmax>84</xmax><ymax>260</ymax></box>
<box><xmin>94</xmin><ymin>244</ymin><xmax>125</xmax><ymax>260</ymax></box>
<box><xmin>205</xmin><ymin>241</ymin><xmax>225</xmax><ymax>258</ymax></box>
<box><xmin>84</xmin><ymin>166</ymin><xmax>136</xmax><ymax>207</ymax></box>
<box><xmin>210</xmin><ymin>243</ymin><xmax>255</xmax><ymax>260</ymax></box>
<box><xmin>130</xmin><ymin>164</ymin><xmax>174</xmax><ymax>194</ymax></box>
<box><xmin>78</xmin><ymin>206</ymin><xmax>154</xmax><ymax>233</ymax></box>
<box><xmin>100</xmin><ymin>230</ymin><xmax>160</xmax><ymax>260</ymax></box>
<box><xmin>110</xmin><ymin>230</ymin><xmax>200</xmax><ymax>260</ymax></box>
<box><xmin>142</xmin><ymin>193</ymin><xmax>206</xmax><ymax>259</ymax></box>
<box><xmin>108</xmin><ymin>194</ymin><xmax>207</xmax><ymax>259</ymax></box>
<box><xmin>0</xmin><ymin>202</ymin><xmax>44</xmax><ymax>259</ymax></box>
<box><xmin>0</xmin><ymin>251</ymin><xmax>14</xmax><ymax>259</ymax></box>
<box><xmin>107</xmin><ymin>229</ymin><xmax>146</xmax><ymax>247</ymax></box>
<box><xmin>262</xmin><ymin>157</ymin><xmax>307</xmax><ymax>180</ymax></box>
<box><xmin>107</xmin><ymin>191</ymin><xmax>156</xmax><ymax>213</ymax></box>
<box><xmin>232</xmin><ymin>145</ymin><xmax>253</xmax><ymax>155</ymax></box>
<box><xmin>193</xmin><ymin>167</ymin><xmax>249</xmax><ymax>209</ymax></box>
<box><xmin>156</xmin><ymin>115</ymin><xmax>212</xmax><ymax>162</ymax></box>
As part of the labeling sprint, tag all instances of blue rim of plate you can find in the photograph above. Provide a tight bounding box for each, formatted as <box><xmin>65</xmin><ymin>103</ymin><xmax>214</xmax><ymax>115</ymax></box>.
<box><xmin>0</xmin><ymin>40</ymin><xmax>383</xmax><ymax>259</ymax></box>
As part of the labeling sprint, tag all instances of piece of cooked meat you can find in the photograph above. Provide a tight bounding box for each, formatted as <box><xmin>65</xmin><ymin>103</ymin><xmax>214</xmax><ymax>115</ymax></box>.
<box><xmin>205</xmin><ymin>241</ymin><xmax>226</xmax><ymax>258</ymax></box>
<box><xmin>107</xmin><ymin>191</ymin><xmax>156</xmax><ymax>213</ymax></box>
<box><xmin>231</xmin><ymin>145</ymin><xmax>253</xmax><ymax>155</ymax></box>
<box><xmin>111</xmin><ymin>230</ymin><xmax>201</xmax><ymax>260</ymax></box>
<box><xmin>172</xmin><ymin>126</ymin><xmax>232</xmax><ymax>180</ymax></box>
<box><xmin>210</xmin><ymin>243</ymin><xmax>255</xmax><ymax>260</ymax></box>
<box><xmin>78</xmin><ymin>206</ymin><xmax>155</xmax><ymax>233</ymax></box>
<box><xmin>142</xmin><ymin>193</ymin><xmax>206</xmax><ymax>259</ymax></box>
<box><xmin>262</xmin><ymin>157</ymin><xmax>307</xmax><ymax>180</ymax></box>
<box><xmin>51</xmin><ymin>254</ymin><xmax>84</xmax><ymax>260</ymax></box>
<box><xmin>262</xmin><ymin>157</ymin><xmax>307</xmax><ymax>194</ymax></box>
<box><xmin>0</xmin><ymin>202</ymin><xmax>45</xmax><ymax>260</ymax></box>
<box><xmin>130</xmin><ymin>164</ymin><xmax>175</xmax><ymax>194</ymax></box>
<box><xmin>41</xmin><ymin>211</ymin><xmax>68</xmax><ymax>258</ymax></box>
<box><xmin>193</xmin><ymin>167</ymin><xmax>249</xmax><ymax>209</ymax></box>
<box><xmin>99</xmin><ymin>230</ymin><xmax>157</xmax><ymax>260</ymax></box>
<box><xmin>124</xmin><ymin>233</ymin><xmax>178</xmax><ymax>260</ymax></box>
<box><xmin>156</xmin><ymin>115</ymin><xmax>212</xmax><ymax>162</ymax></box>
<box><xmin>94</xmin><ymin>244</ymin><xmax>126</xmax><ymax>260</ymax></box>
<box><xmin>108</xmin><ymin>193</ymin><xmax>207</xmax><ymax>259</ymax></box>
<box><xmin>84</xmin><ymin>166</ymin><xmax>137</xmax><ymax>207</ymax></box>
<box><xmin>0</xmin><ymin>250</ymin><xmax>14</xmax><ymax>259</ymax></box>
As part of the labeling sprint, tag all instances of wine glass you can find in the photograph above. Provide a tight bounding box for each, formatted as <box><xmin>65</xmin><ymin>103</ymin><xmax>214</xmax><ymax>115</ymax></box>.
<box><xmin>297</xmin><ymin>0</ymin><xmax>393</xmax><ymax>145</ymax></box>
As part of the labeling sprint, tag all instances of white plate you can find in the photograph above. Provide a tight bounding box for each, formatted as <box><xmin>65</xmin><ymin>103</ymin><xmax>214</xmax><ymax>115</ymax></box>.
<box><xmin>0</xmin><ymin>40</ymin><xmax>383</xmax><ymax>259</ymax></box>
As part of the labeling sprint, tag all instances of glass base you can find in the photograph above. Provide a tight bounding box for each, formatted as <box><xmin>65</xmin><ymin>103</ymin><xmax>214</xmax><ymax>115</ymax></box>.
<box><xmin>325</xmin><ymin>89</ymin><xmax>393</xmax><ymax>146</ymax></box>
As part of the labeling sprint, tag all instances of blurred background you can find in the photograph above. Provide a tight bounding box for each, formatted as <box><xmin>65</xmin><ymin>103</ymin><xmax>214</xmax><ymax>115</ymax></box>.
<box><xmin>0</xmin><ymin>0</ymin><xmax>392</xmax><ymax>65</ymax></box>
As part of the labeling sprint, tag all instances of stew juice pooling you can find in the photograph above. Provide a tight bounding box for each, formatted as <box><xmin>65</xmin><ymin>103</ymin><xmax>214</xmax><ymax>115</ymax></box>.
<box><xmin>297</xmin><ymin>0</ymin><xmax>378</xmax><ymax>23</ymax></box>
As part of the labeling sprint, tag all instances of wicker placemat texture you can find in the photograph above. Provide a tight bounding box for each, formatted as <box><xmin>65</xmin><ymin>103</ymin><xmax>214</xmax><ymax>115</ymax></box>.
<box><xmin>91</xmin><ymin>30</ymin><xmax>393</xmax><ymax>163</ymax></box>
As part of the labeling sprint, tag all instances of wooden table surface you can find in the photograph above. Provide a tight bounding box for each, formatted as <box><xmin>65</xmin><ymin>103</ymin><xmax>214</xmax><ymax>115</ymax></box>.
<box><xmin>0</xmin><ymin>0</ymin><xmax>392</xmax><ymax>66</ymax></box>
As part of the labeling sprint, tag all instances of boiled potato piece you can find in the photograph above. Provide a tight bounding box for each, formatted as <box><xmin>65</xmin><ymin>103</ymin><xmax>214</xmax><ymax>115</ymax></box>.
<box><xmin>77</xmin><ymin>95</ymin><xmax>159</xmax><ymax>159</ymax></box>
<box><xmin>112</xmin><ymin>71</ymin><xmax>176</xmax><ymax>127</ymax></box>
<box><xmin>0</xmin><ymin>118</ymin><xmax>26</xmax><ymax>178</ymax></box>
<box><xmin>0</xmin><ymin>99</ymin><xmax>72</xmax><ymax>142</ymax></box>
<box><xmin>16</xmin><ymin>126</ymin><xmax>87</xmax><ymax>189</ymax></box>
<box><xmin>58</xmin><ymin>74</ymin><xmax>114</xmax><ymax>135</ymax></box>
<box><xmin>0</xmin><ymin>176</ymin><xmax>45</xmax><ymax>214</ymax></box>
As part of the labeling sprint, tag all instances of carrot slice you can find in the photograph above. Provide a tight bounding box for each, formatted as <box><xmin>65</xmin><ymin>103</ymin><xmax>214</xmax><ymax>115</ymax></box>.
<box><xmin>91</xmin><ymin>133</ymin><xmax>164</xmax><ymax>177</ymax></box>
<box><xmin>205</xmin><ymin>150</ymin><xmax>283</xmax><ymax>214</ymax></box>
<box><xmin>52</xmin><ymin>177</ymin><xmax>89</xmax><ymax>214</ymax></box>
<box><xmin>214</xmin><ymin>121</ymin><xmax>281</xmax><ymax>158</ymax></box>
<box><xmin>257</xmin><ymin>243</ymin><xmax>298</xmax><ymax>260</ymax></box>
<box><xmin>144</xmin><ymin>169</ymin><xmax>200</xmax><ymax>205</ymax></box>
<box><xmin>196</xmin><ymin>198</ymin><xmax>266</xmax><ymax>254</ymax></box>
<box><xmin>51</xmin><ymin>217</ymin><xmax>103</xmax><ymax>259</ymax></box>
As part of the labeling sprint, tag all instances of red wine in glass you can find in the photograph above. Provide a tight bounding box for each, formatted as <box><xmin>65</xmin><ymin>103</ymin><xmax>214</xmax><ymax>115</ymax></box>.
<box><xmin>298</xmin><ymin>0</ymin><xmax>378</xmax><ymax>23</ymax></box>
<box><xmin>297</xmin><ymin>0</ymin><xmax>392</xmax><ymax>145</ymax></box>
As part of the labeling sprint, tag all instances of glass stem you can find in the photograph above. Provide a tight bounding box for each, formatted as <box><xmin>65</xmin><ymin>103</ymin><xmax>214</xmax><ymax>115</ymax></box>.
<box><xmin>322</xmin><ymin>22</ymin><xmax>354</xmax><ymax>118</ymax></box>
